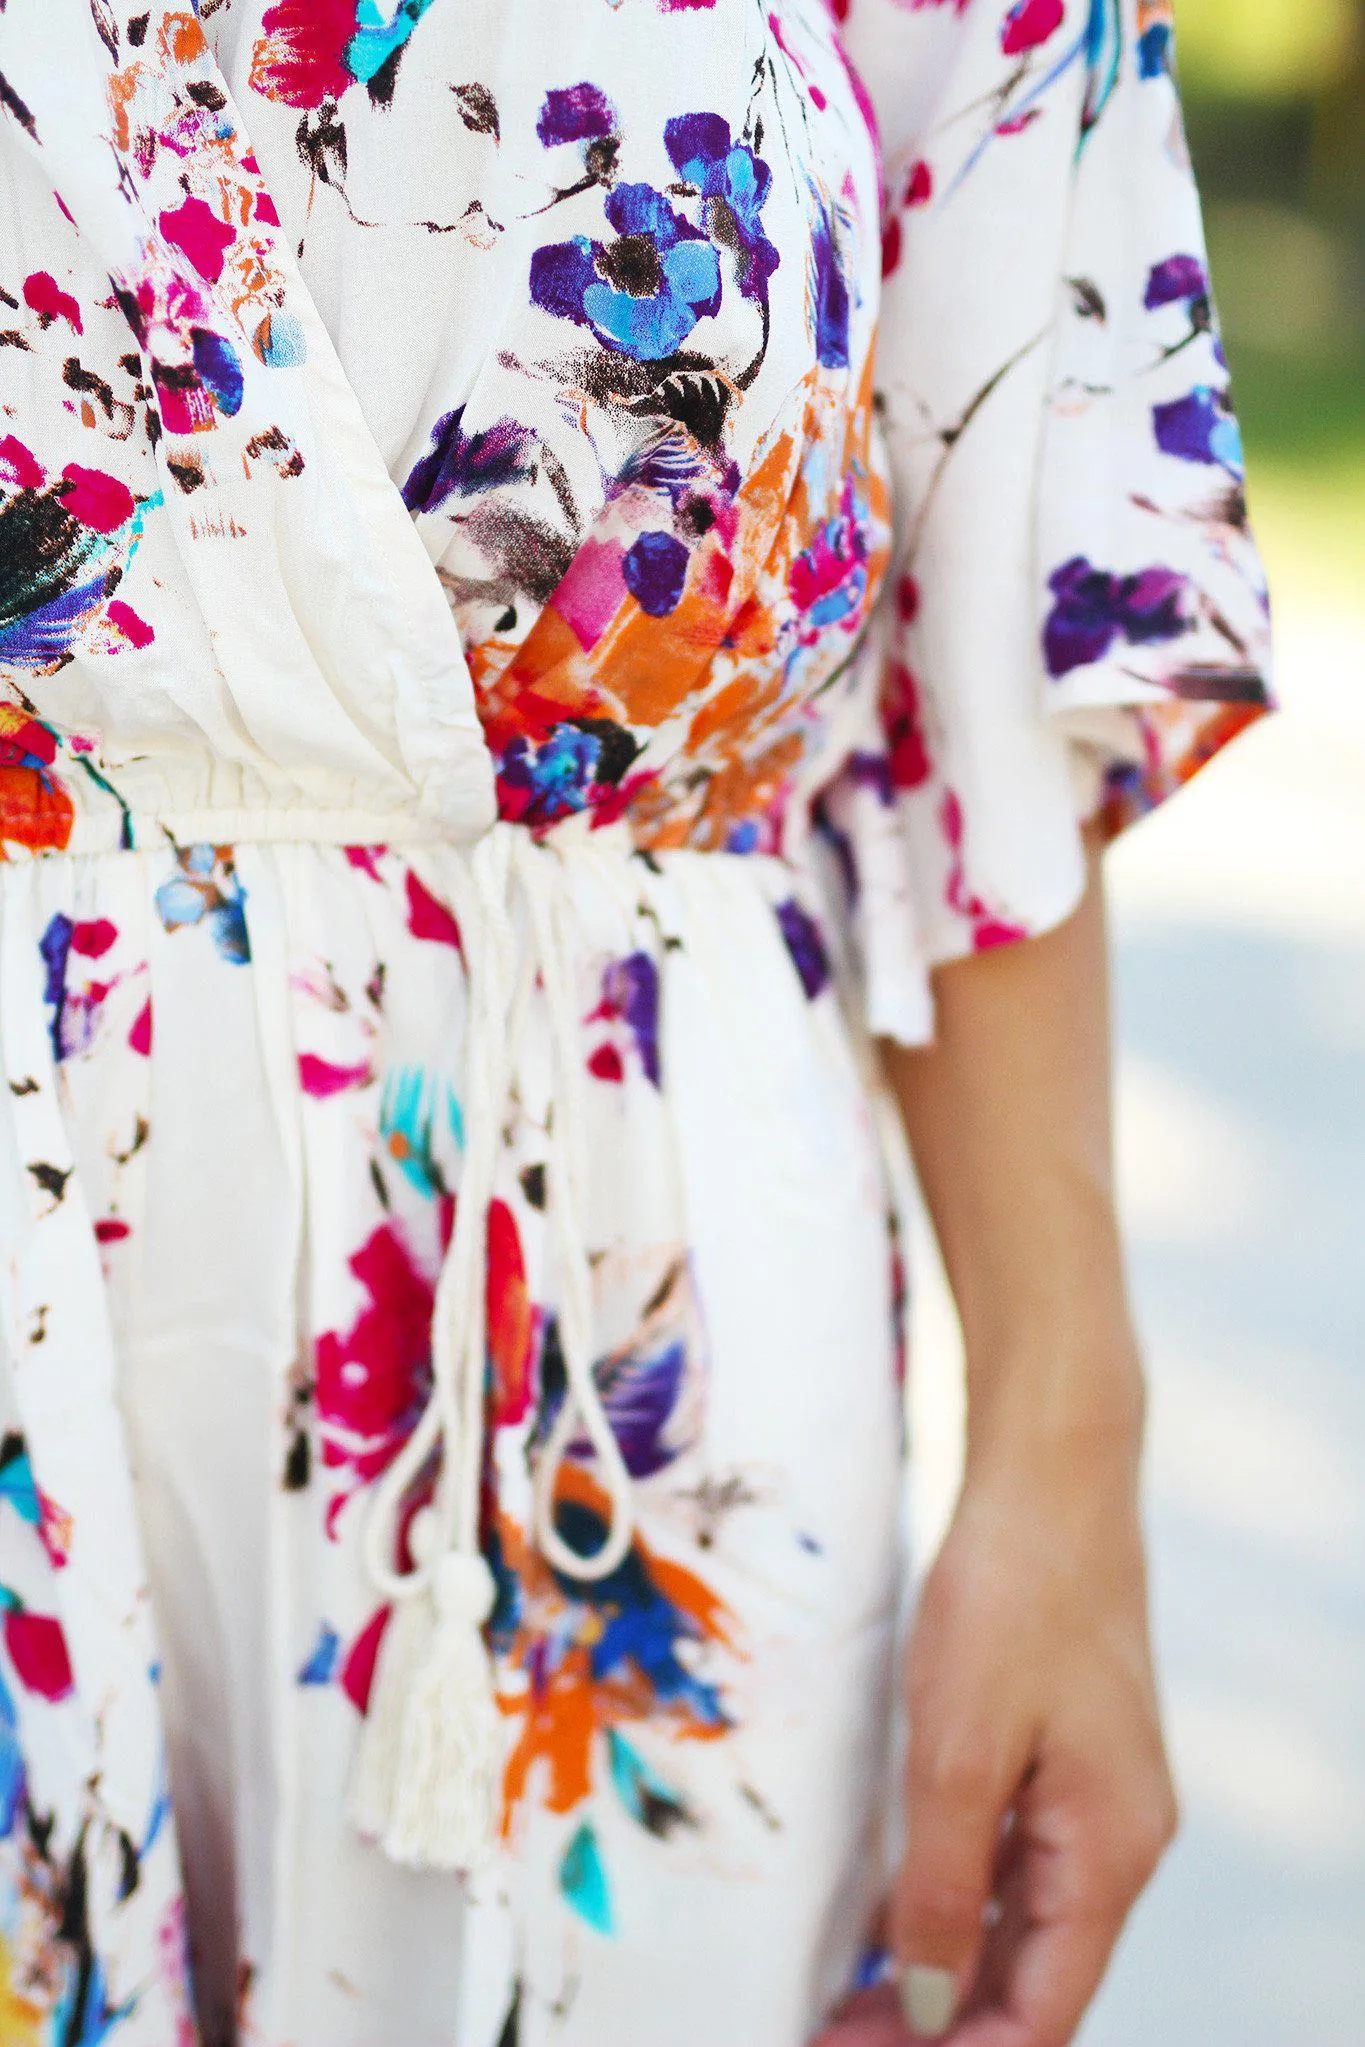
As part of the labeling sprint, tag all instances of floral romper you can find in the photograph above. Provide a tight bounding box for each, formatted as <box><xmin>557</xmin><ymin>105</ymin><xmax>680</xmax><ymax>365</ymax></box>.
<box><xmin>0</xmin><ymin>1</ymin><xmax>1269</xmax><ymax>2043</ymax></box>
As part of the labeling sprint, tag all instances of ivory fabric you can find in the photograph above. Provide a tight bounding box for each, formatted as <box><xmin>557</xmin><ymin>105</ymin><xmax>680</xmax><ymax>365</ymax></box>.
<box><xmin>0</xmin><ymin>1</ymin><xmax>1268</xmax><ymax>2042</ymax></box>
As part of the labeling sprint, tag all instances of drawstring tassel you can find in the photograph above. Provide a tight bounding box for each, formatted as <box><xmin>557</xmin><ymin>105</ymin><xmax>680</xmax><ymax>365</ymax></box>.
<box><xmin>347</xmin><ymin>1580</ymin><xmax>435</xmax><ymax>1842</ymax></box>
<box><xmin>348</xmin><ymin>1506</ymin><xmax>501</xmax><ymax>1871</ymax></box>
<box><xmin>348</xmin><ymin>829</ymin><xmax>635</xmax><ymax>1876</ymax></box>
<box><xmin>383</xmin><ymin>1547</ymin><xmax>500</xmax><ymax>1872</ymax></box>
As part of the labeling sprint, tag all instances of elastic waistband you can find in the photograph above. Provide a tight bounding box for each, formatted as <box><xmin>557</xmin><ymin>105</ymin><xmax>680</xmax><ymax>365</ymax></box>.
<box><xmin>4</xmin><ymin>803</ymin><xmax>798</xmax><ymax>872</ymax></box>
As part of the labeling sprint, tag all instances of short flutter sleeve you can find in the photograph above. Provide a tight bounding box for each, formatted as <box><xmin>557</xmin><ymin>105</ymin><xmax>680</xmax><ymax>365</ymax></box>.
<box><xmin>826</xmin><ymin>0</ymin><xmax>1272</xmax><ymax>1030</ymax></box>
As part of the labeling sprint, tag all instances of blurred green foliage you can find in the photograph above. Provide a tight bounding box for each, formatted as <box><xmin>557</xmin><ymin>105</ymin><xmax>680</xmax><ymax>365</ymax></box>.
<box><xmin>1177</xmin><ymin>0</ymin><xmax>1360</xmax><ymax>100</ymax></box>
<box><xmin>1176</xmin><ymin>0</ymin><xmax>1365</xmax><ymax>595</ymax></box>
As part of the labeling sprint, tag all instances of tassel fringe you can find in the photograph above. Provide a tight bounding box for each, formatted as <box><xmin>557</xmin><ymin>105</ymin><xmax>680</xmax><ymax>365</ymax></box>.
<box><xmin>347</xmin><ymin>1589</ymin><xmax>434</xmax><ymax>1841</ymax></box>
<box><xmin>350</xmin><ymin>1547</ymin><xmax>500</xmax><ymax>1873</ymax></box>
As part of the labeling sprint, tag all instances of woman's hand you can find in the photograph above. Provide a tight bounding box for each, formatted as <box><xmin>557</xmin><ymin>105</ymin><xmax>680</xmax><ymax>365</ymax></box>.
<box><xmin>814</xmin><ymin>1377</ymin><xmax>1176</xmax><ymax>2047</ymax></box>
<box><xmin>888</xmin><ymin>1384</ymin><xmax>1177</xmax><ymax>2045</ymax></box>
<box><xmin>841</xmin><ymin>822</ymin><xmax>1179</xmax><ymax>2047</ymax></box>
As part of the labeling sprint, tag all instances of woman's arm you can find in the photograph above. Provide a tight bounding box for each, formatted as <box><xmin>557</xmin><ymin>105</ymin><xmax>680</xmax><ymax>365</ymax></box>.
<box><xmin>878</xmin><ymin>824</ymin><xmax>1178</xmax><ymax>2046</ymax></box>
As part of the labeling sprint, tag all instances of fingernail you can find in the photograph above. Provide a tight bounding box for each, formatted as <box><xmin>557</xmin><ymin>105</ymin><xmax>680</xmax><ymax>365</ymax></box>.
<box><xmin>899</xmin><ymin>1964</ymin><xmax>959</xmax><ymax>2038</ymax></box>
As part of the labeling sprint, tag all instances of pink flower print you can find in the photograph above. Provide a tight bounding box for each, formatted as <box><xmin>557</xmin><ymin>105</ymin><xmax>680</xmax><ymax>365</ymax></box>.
<box><xmin>880</xmin><ymin>662</ymin><xmax>932</xmax><ymax>791</ymax></box>
<box><xmin>70</xmin><ymin>918</ymin><xmax>116</xmax><ymax>960</ymax></box>
<box><xmin>158</xmin><ymin>196</ymin><xmax>237</xmax><ymax>285</ymax></box>
<box><xmin>250</xmin><ymin>0</ymin><xmax>356</xmax><ymax>109</ymax></box>
<box><xmin>38</xmin><ymin>1492</ymin><xmax>73</xmax><ymax>1573</ymax></box>
<box><xmin>340</xmin><ymin>1605</ymin><xmax>391</xmax><ymax>1713</ymax></box>
<box><xmin>314</xmin><ymin>1221</ymin><xmax>436</xmax><ymax>1521</ymax></box>
<box><xmin>3</xmin><ymin>1606</ymin><xmax>75</xmax><ymax>1702</ymax></box>
<box><xmin>788</xmin><ymin>472</ymin><xmax>871</xmax><ymax>640</ymax></box>
<box><xmin>0</xmin><ymin>435</ymin><xmax>44</xmax><ymax>491</ymax></box>
<box><xmin>488</xmin><ymin>1199</ymin><xmax>537</xmax><ymax>1428</ymax></box>
<box><xmin>106</xmin><ymin>599</ymin><xmax>155</xmax><ymax>649</ymax></box>
<box><xmin>298</xmin><ymin>1053</ymin><xmax>374</xmax><ymax>1098</ymax></box>
<box><xmin>56</xmin><ymin>466</ymin><xmax>135</xmax><ymax>535</ymax></box>
<box><xmin>404</xmin><ymin>868</ymin><xmax>463</xmax><ymax>950</ymax></box>
<box><xmin>155</xmin><ymin>1896</ymin><xmax>199</xmax><ymax>2047</ymax></box>
<box><xmin>344</xmin><ymin>844</ymin><xmax>387</xmax><ymax>882</ymax></box>
<box><xmin>21</xmin><ymin>272</ymin><xmax>82</xmax><ymax>334</ymax></box>
<box><xmin>940</xmin><ymin>792</ymin><xmax>1027</xmax><ymax>951</ymax></box>
<box><xmin>129</xmin><ymin>998</ymin><xmax>153</xmax><ymax>1056</ymax></box>
<box><xmin>903</xmin><ymin>161</ymin><xmax>932</xmax><ymax>207</ymax></box>
<box><xmin>588</xmin><ymin>1043</ymin><xmax>626</xmax><ymax>1084</ymax></box>
<box><xmin>1001</xmin><ymin>0</ymin><xmax>1064</xmax><ymax>55</ymax></box>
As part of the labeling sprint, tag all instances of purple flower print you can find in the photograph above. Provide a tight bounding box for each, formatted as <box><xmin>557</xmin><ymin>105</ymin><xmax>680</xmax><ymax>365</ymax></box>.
<box><xmin>38</xmin><ymin>911</ymin><xmax>121</xmax><ymax>1063</ymax></box>
<box><xmin>600</xmin><ymin>1341</ymin><xmax>686</xmax><ymax>1478</ymax></box>
<box><xmin>1043</xmin><ymin>556</ymin><xmax>1191</xmax><ymax>677</ymax></box>
<box><xmin>775</xmin><ymin>897</ymin><xmax>831</xmax><ymax>1000</ymax></box>
<box><xmin>1144</xmin><ymin>254</ymin><xmax>1208</xmax><ymax>310</ymax></box>
<box><xmin>591</xmin><ymin>951</ymin><xmax>662</xmax><ymax>1086</ymax></box>
<box><xmin>401</xmin><ymin>406</ymin><xmax>536</xmax><ymax>512</ymax></box>
<box><xmin>663</xmin><ymin>114</ymin><xmax>780</xmax><ymax>307</ymax></box>
<box><xmin>537</xmin><ymin>82</ymin><xmax>617</xmax><ymax>146</ymax></box>
<box><xmin>1152</xmin><ymin>386</ymin><xmax>1244</xmax><ymax>474</ymax></box>
<box><xmin>623</xmin><ymin>530</ymin><xmax>690</xmax><ymax>616</ymax></box>
<box><xmin>530</xmin><ymin>183</ymin><xmax>722</xmax><ymax>361</ymax></box>
<box><xmin>810</xmin><ymin>203</ymin><xmax>850</xmax><ymax>370</ymax></box>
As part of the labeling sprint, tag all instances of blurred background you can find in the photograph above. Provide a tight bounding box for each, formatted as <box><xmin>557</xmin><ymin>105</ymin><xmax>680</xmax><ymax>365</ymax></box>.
<box><xmin>909</xmin><ymin>4</ymin><xmax>1365</xmax><ymax>2041</ymax></box>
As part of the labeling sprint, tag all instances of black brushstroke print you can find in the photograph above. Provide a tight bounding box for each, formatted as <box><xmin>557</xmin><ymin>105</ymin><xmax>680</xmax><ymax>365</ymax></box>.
<box><xmin>451</xmin><ymin>81</ymin><xmax>499</xmax><ymax>141</ymax></box>
<box><xmin>496</xmin><ymin>1985</ymin><xmax>521</xmax><ymax>2047</ymax></box>
<box><xmin>0</xmin><ymin>70</ymin><xmax>40</xmax><ymax>142</ymax></box>
<box><xmin>28</xmin><ymin>1160</ymin><xmax>74</xmax><ymax>1204</ymax></box>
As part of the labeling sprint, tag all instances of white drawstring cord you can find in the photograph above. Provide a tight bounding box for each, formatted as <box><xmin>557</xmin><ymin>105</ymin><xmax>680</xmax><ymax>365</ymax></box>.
<box><xmin>349</xmin><ymin>825</ymin><xmax>514</xmax><ymax>1869</ymax></box>
<box><xmin>349</xmin><ymin>825</ymin><xmax>635</xmax><ymax>1872</ymax></box>
<box><xmin>518</xmin><ymin>838</ymin><xmax>635</xmax><ymax>1584</ymax></box>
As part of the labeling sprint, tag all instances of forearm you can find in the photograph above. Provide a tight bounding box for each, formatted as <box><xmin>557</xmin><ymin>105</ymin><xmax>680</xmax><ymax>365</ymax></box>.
<box><xmin>881</xmin><ymin>824</ymin><xmax>1145</xmax><ymax>1478</ymax></box>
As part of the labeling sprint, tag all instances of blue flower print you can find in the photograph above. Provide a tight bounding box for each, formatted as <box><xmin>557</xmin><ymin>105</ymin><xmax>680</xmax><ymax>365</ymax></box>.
<box><xmin>1152</xmin><ymin>386</ymin><xmax>1244</xmax><ymax>474</ymax></box>
<box><xmin>1137</xmin><ymin>20</ymin><xmax>1172</xmax><ymax>78</ymax></box>
<box><xmin>154</xmin><ymin>845</ymin><xmax>250</xmax><ymax>964</ymax></box>
<box><xmin>0</xmin><ymin>1665</ymin><xmax>24</xmax><ymax>1840</ymax></box>
<box><xmin>530</xmin><ymin>184</ymin><xmax>722</xmax><ymax>361</ymax></box>
<box><xmin>663</xmin><ymin>114</ymin><xmax>780</xmax><ymax>307</ymax></box>
<box><xmin>499</xmin><ymin>723</ymin><xmax>601</xmax><ymax>826</ymax></box>
<box><xmin>379</xmin><ymin>1064</ymin><xmax>463</xmax><ymax>1195</ymax></box>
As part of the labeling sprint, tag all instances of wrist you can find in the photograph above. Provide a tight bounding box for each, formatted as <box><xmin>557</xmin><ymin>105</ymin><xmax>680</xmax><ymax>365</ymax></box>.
<box><xmin>961</xmin><ymin>1316</ymin><xmax>1147</xmax><ymax>1496</ymax></box>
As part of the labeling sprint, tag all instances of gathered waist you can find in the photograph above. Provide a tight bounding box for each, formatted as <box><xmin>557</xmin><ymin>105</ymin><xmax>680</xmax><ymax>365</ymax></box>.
<box><xmin>2</xmin><ymin>797</ymin><xmax>799</xmax><ymax>870</ymax></box>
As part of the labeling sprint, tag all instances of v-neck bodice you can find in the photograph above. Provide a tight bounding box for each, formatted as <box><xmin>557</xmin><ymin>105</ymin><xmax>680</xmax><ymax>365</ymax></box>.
<box><xmin>0</xmin><ymin>0</ymin><xmax>1270</xmax><ymax>1024</ymax></box>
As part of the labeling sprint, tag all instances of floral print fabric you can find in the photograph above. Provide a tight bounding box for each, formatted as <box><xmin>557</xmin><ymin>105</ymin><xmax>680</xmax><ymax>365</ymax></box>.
<box><xmin>0</xmin><ymin>0</ymin><xmax>1269</xmax><ymax>1009</ymax></box>
<box><xmin>0</xmin><ymin>0</ymin><xmax>1268</xmax><ymax>2041</ymax></box>
<box><xmin>0</xmin><ymin>836</ymin><xmax>905</xmax><ymax>2046</ymax></box>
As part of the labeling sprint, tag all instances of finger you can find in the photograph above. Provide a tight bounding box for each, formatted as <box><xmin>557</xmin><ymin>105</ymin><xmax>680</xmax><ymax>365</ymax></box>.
<box><xmin>945</xmin><ymin>1899</ymin><xmax>1126</xmax><ymax>2047</ymax></box>
<box><xmin>809</xmin><ymin>1984</ymin><xmax>911</xmax><ymax>2047</ymax></box>
<box><xmin>892</xmin><ymin>1718</ymin><xmax>1032</xmax><ymax>2036</ymax></box>
<box><xmin>953</xmin><ymin>1812</ymin><xmax>1030</xmax><ymax>2024</ymax></box>
<box><xmin>950</xmin><ymin>1765</ymin><xmax>1176</xmax><ymax>2047</ymax></box>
